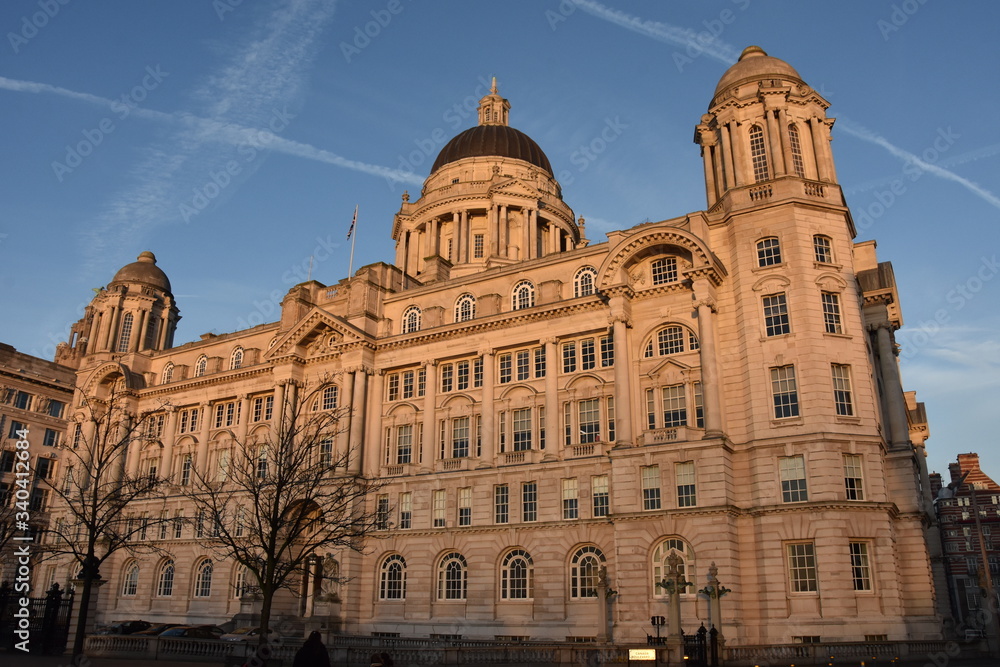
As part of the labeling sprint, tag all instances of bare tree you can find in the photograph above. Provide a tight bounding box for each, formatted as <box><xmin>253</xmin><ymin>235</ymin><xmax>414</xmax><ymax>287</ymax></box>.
<box><xmin>181</xmin><ymin>383</ymin><xmax>385</xmax><ymax>646</ymax></box>
<box><xmin>40</xmin><ymin>372</ymin><xmax>170</xmax><ymax>659</ymax></box>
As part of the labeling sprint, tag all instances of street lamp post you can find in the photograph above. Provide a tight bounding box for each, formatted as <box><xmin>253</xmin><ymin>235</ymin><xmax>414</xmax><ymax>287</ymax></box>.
<box><xmin>698</xmin><ymin>561</ymin><xmax>732</xmax><ymax>639</ymax></box>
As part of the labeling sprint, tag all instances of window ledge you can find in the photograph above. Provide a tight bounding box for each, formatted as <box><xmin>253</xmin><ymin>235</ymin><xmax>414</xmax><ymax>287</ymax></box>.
<box><xmin>770</xmin><ymin>418</ymin><xmax>803</xmax><ymax>427</ymax></box>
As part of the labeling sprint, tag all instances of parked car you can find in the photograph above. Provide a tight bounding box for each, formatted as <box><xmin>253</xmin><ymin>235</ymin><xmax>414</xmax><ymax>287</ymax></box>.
<box><xmin>133</xmin><ymin>623</ymin><xmax>182</xmax><ymax>636</ymax></box>
<box><xmin>96</xmin><ymin>620</ymin><xmax>152</xmax><ymax>635</ymax></box>
<box><xmin>220</xmin><ymin>627</ymin><xmax>282</xmax><ymax>643</ymax></box>
<box><xmin>159</xmin><ymin>625</ymin><xmax>224</xmax><ymax>640</ymax></box>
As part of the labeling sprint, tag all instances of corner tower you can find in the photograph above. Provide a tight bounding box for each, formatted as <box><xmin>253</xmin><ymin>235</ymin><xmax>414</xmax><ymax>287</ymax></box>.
<box><xmin>392</xmin><ymin>79</ymin><xmax>579</xmax><ymax>283</ymax></box>
<box><xmin>694</xmin><ymin>46</ymin><xmax>839</xmax><ymax>209</ymax></box>
<box><xmin>56</xmin><ymin>251</ymin><xmax>180</xmax><ymax>368</ymax></box>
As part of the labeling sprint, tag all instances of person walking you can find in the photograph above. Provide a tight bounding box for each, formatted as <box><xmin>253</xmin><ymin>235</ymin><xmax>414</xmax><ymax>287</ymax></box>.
<box><xmin>293</xmin><ymin>631</ymin><xmax>330</xmax><ymax>667</ymax></box>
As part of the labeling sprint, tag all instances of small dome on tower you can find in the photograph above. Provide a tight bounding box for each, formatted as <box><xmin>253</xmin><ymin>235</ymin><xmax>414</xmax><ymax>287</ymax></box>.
<box><xmin>110</xmin><ymin>251</ymin><xmax>172</xmax><ymax>293</ymax></box>
<box><xmin>712</xmin><ymin>46</ymin><xmax>804</xmax><ymax>106</ymax></box>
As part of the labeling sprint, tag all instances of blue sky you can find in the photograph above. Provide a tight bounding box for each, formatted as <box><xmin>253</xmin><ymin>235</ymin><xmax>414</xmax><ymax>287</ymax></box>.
<box><xmin>1</xmin><ymin>0</ymin><xmax>997</xmax><ymax>476</ymax></box>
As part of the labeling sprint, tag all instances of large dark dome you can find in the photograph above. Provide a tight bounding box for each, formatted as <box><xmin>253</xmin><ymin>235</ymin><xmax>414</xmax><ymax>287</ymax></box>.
<box><xmin>431</xmin><ymin>124</ymin><xmax>552</xmax><ymax>175</ymax></box>
<box><xmin>110</xmin><ymin>251</ymin><xmax>172</xmax><ymax>293</ymax></box>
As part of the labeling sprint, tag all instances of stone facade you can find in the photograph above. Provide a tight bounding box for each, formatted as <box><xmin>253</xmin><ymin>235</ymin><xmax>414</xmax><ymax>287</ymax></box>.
<box><xmin>47</xmin><ymin>47</ymin><xmax>943</xmax><ymax>645</ymax></box>
<box><xmin>0</xmin><ymin>343</ymin><xmax>75</xmax><ymax>584</ymax></box>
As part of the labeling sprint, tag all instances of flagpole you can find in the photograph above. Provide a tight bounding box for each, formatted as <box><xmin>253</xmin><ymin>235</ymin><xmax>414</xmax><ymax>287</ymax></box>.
<box><xmin>347</xmin><ymin>204</ymin><xmax>358</xmax><ymax>278</ymax></box>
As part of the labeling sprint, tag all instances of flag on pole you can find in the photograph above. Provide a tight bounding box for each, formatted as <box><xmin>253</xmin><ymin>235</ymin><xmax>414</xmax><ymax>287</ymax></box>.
<box><xmin>347</xmin><ymin>205</ymin><xmax>358</xmax><ymax>239</ymax></box>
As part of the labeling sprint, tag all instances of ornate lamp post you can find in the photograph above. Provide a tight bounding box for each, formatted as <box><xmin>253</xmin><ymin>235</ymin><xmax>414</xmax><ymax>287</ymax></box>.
<box><xmin>655</xmin><ymin>553</ymin><xmax>693</xmax><ymax>643</ymax></box>
<box><xmin>698</xmin><ymin>562</ymin><xmax>731</xmax><ymax>639</ymax></box>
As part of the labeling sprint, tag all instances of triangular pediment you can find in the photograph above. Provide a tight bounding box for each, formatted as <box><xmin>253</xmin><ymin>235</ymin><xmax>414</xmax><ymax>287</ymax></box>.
<box><xmin>644</xmin><ymin>357</ymin><xmax>696</xmax><ymax>381</ymax></box>
<box><xmin>489</xmin><ymin>178</ymin><xmax>543</xmax><ymax>200</ymax></box>
<box><xmin>264</xmin><ymin>308</ymin><xmax>369</xmax><ymax>361</ymax></box>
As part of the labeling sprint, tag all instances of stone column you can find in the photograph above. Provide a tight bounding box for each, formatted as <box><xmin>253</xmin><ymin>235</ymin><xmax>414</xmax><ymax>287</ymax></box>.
<box><xmin>874</xmin><ymin>323</ymin><xmax>909</xmax><ymax>448</ymax></box>
<box><xmin>810</xmin><ymin>118</ymin><xmax>831</xmax><ymax>182</ymax></box>
<box><xmin>478</xmin><ymin>354</ymin><xmax>493</xmax><ymax>468</ymax></box>
<box><xmin>730</xmin><ymin>122</ymin><xmax>749</xmax><ymax>186</ymax></box>
<box><xmin>423</xmin><ymin>361</ymin><xmax>437</xmax><ymax>471</ymax></box>
<box><xmin>236</xmin><ymin>394</ymin><xmax>251</xmax><ymax>443</ymax></box>
<box><xmin>765</xmin><ymin>107</ymin><xmax>785</xmax><ymax>177</ymax></box>
<box><xmin>522</xmin><ymin>208</ymin><xmax>531</xmax><ymax>260</ymax></box>
<box><xmin>133</xmin><ymin>311</ymin><xmax>146</xmax><ymax>352</ymax></box>
<box><xmin>452</xmin><ymin>211</ymin><xmax>462</xmax><ymax>264</ymax></box>
<box><xmin>528</xmin><ymin>209</ymin><xmax>538</xmax><ymax>259</ymax></box>
<box><xmin>196</xmin><ymin>401</ymin><xmax>211</xmax><ymax>476</ymax></box>
<box><xmin>429</xmin><ymin>218</ymin><xmax>440</xmax><ymax>256</ymax></box>
<box><xmin>348</xmin><ymin>368</ymin><xmax>368</xmax><ymax>473</ymax></box>
<box><xmin>108</xmin><ymin>306</ymin><xmax>122</xmax><ymax>352</ymax></box>
<box><xmin>161</xmin><ymin>407</ymin><xmax>178</xmax><ymax>479</ymax></box>
<box><xmin>610</xmin><ymin>314</ymin><xmax>633</xmax><ymax>447</ymax></box>
<box><xmin>777</xmin><ymin>109</ymin><xmax>795</xmax><ymax>176</ymax></box>
<box><xmin>87</xmin><ymin>309</ymin><xmax>101</xmax><ymax>349</ymax></box>
<box><xmin>693</xmin><ymin>285</ymin><xmax>723</xmax><ymax>437</ymax></box>
<box><xmin>718</xmin><ymin>123</ymin><xmax>736</xmax><ymax>190</ymax></box>
<box><xmin>461</xmin><ymin>210</ymin><xmax>469</xmax><ymax>263</ymax></box>
<box><xmin>700</xmin><ymin>137</ymin><xmax>718</xmax><ymax>206</ymax></box>
<box><xmin>338</xmin><ymin>373</ymin><xmax>354</xmax><ymax>469</ymax></box>
<box><xmin>488</xmin><ymin>206</ymin><xmax>498</xmax><ymax>257</ymax></box>
<box><xmin>500</xmin><ymin>205</ymin><xmax>509</xmax><ymax>257</ymax></box>
<box><xmin>364</xmin><ymin>370</ymin><xmax>383</xmax><ymax>475</ymax></box>
<box><xmin>543</xmin><ymin>338</ymin><xmax>559</xmax><ymax>459</ymax></box>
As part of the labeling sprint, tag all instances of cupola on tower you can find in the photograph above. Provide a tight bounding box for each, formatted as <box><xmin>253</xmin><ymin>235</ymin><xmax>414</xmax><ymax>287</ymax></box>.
<box><xmin>392</xmin><ymin>79</ymin><xmax>581</xmax><ymax>283</ymax></box>
<box><xmin>694</xmin><ymin>46</ymin><xmax>839</xmax><ymax>208</ymax></box>
<box><xmin>56</xmin><ymin>251</ymin><xmax>180</xmax><ymax>368</ymax></box>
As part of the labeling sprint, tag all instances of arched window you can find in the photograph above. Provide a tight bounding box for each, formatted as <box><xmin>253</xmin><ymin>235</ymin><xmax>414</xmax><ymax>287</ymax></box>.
<box><xmin>194</xmin><ymin>355</ymin><xmax>208</xmax><ymax>377</ymax></box>
<box><xmin>437</xmin><ymin>552</ymin><xmax>468</xmax><ymax>600</ymax></box>
<box><xmin>234</xmin><ymin>565</ymin><xmax>250</xmax><ymax>599</ymax></box>
<box><xmin>512</xmin><ymin>281</ymin><xmax>535</xmax><ymax>311</ymax></box>
<box><xmin>162</xmin><ymin>363</ymin><xmax>174</xmax><ymax>384</ymax></box>
<box><xmin>194</xmin><ymin>559</ymin><xmax>213</xmax><ymax>597</ymax></box>
<box><xmin>756</xmin><ymin>237</ymin><xmax>782</xmax><ymax>267</ymax></box>
<box><xmin>121</xmin><ymin>561</ymin><xmax>139</xmax><ymax>596</ymax></box>
<box><xmin>117</xmin><ymin>313</ymin><xmax>134</xmax><ymax>353</ymax></box>
<box><xmin>501</xmin><ymin>549</ymin><xmax>534</xmax><ymax>600</ymax></box>
<box><xmin>316</xmin><ymin>385</ymin><xmax>338</xmax><ymax>411</ymax></box>
<box><xmin>402</xmin><ymin>306</ymin><xmax>421</xmax><ymax>334</ymax></box>
<box><xmin>157</xmin><ymin>560</ymin><xmax>175</xmax><ymax>597</ymax></box>
<box><xmin>230</xmin><ymin>347</ymin><xmax>244</xmax><ymax>370</ymax></box>
<box><xmin>651</xmin><ymin>258</ymin><xmax>678</xmax><ymax>285</ymax></box>
<box><xmin>651</xmin><ymin>538</ymin><xmax>692</xmax><ymax>597</ymax></box>
<box><xmin>379</xmin><ymin>554</ymin><xmax>406</xmax><ymax>600</ymax></box>
<box><xmin>574</xmin><ymin>267</ymin><xmax>598</xmax><ymax>297</ymax></box>
<box><xmin>813</xmin><ymin>235</ymin><xmax>834</xmax><ymax>264</ymax></box>
<box><xmin>788</xmin><ymin>123</ymin><xmax>806</xmax><ymax>178</ymax></box>
<box><xmin>749</xmin><ymin>125</ymin><xmax>769</xmax><ymax>182</ymax></box>
<box><xmin>643</xmin><ymin>325</ymin><xmax>700</xmax><ymax>358</ymax></box>
<box><xmin>570</xmin><ymin>545</ymin><xmax>606</xmax><ymax>599</ymax></box>
<box><xmin>455</xmin><ymin>294</ymin><xmax>476</xmax><ymax>322</ymax></box>
<box><xmin>145</xmin><ymin>315</ymin><xmax>159</xmax><ymax>350</ymax></box>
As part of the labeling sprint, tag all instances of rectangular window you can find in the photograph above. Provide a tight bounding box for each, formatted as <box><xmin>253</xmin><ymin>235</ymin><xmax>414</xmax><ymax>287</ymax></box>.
<box><xmin>676</xmin><ymin>461</ymin><xmax>696</xmax><ymax>508</ymax></box>
<box><xmin>473</xmin><ymin>358</ymin><xmax>483</xmax><ymax>387</ymax></box>
<box><xmin>522</xmin><ymin>482</ymin><xmax>537</xmax><ymax>522</ymax></box>
<box><xmin>396</xmin><ymin>424</ymin><xmax>413</xmax><ymax>464</ymax></box>
<box><xmin>581</xmin><ymin>339</ymin><xmax>596</xmax><ymax>370</ymax></box>
<box><xmin>592</xmin><ymin>475</ymin><xmax>609</xmax><ymax>518</ymax></box>
<box><xmin>376</xmin><ymin>495</ymin><xmax>390</xmax><ymax>530</ymax></box>
<box><xmin>452</xmin><ymin>417</ymin><xmax>469</xmax><ymax>458</ymax></box>
<box><xmin>694</xmin><ymin>382</ymin><xmax>705</xmax><ymax>428</ymax></box>
<box><xmin>538</xmin><ymin>406</ymin><xmax>546</xmax><ymax>449</ymax></box>
<box><xmin>832</xmin><ymin>364</ymin><xmax>854</xmax><ymax>416</ymax></box>
<box><xmin>562</xmin><ymin>342</ymin><xmax>577</xmax><ymax>373</ymax></box>
<box><xmin>43</xmin><ymin>429</ymin><xmax>59</xmax><ymax>447</ymax></box>
<box><xmin>562</xmin><ymin>478</ymin><xmax>579</xmax><ymax>519</ymax></box>
<box><xmin>563</xmin><ymin>402</ymin><xmax>572</xmax><ymax>446</ymax></box>
<box><xmin>513</xmin><ymin>408</ymin><xmax>532</xmax><ymax>451</ymax></box>
<box><xmin>646</xmin><ymin>388</ymin><xmax>656</xmax><ymax>429</ymax></box>
<box><xmin>763</xmin><ymin>293</ymin><xmax>790</xmax><ymax>336</ymax></box>
<box><xmin>787</xmin><ymin>542</ymin><xmax>818</xmax><ymax>592</ymax></box>
<box><xmin>418</xmin><ymin>368</ymin><xmax>427</xmax><ymax>396</ymax></box>
<box><xmin>179</xmin><ymin>407</ymin><xmax>199</xmax><ymax>433</ymax></box>
<box><xmin>642</xmin><ymin>465</ymin><xmax>662</xmax><ymax>510</ymax></box>
<box><xmin>34</xmin><ymin>457</ymin><xmax>53</xmax><ymax>480</ymax></box>
<box><xmin>13</xmin><ymin>391</ymin><xmax>32</xmax><ymax>410</ymax></box>
<box><xmin>661</xmin><ymin>385</ymin><xmax>687</xmax><ymax>427</ymax></box>
<box><xmin>458</xmin><ymin>487</ymin><xmax>472</xmax><ymax>526</ymax></box>
<box><xmin>473</xmin><ymin>234</ymin><xmax>484</xmax><ymax>259</ymax></box>
<box><xmin>495</xmin><ymin>485</ymin><xmax>509</xmax><ymax>524</ymax></box>
<box><xmin>814</xmin><ymin>235</ymin><xmax>833</xmax><ymax>263</ymax></box>
<box><xmin>534</xmin><ymin>347</ymin><xmax>546</xmax><ymax>377</ymax></box>
<box><xmin>607</xmin><ymin>397</ymin><xmax>615</xmax><ymax>442</ymax></box>
<box><xmin>441</xmin><ymin>364</ymin><xmax>454</xmax><ymax>393</ymax></box>
<box><xmin>780</xmin><ymin>455</ymin><xmax>809</xmax><ymax>502</ymax></box>
<box><xmin>600</xmin><ymin>335</ymin><xmax>614</xmax><ymax>367</ymax></box>
<box><xmin>399</xmin><ymin>492</ymin><xmax>412</xmax><ymax>529</ymax></box>
<box><xmin>174</xmin><ymin>511</ymin><xmax>184</xmax><ymax>539</ymax></box>
<box><xmin>579</xmin><ymin>398</ymin><xmax>600</xmax><ymax>444</ymax></box>
<box><xmin>47</xmin><ymin>400</ymin><xmax>65</xmax><ymax>418</ymax></box>
<box><xmin>771</xmin><ymin>365</ymin><xmax>800</xmax><ymax>418</ymax></box>
<box><xmin>516</xmin><ymin>350</ymin><xmax>530</xmax><ymax>381</ymax></box>
<box><xmin>499</xmin><ymin>354</ymin><xmax>512</xmax><ymax>384</ymax></box>
<box><xmin>844</xmin><ymin>453</ymin><xmax>865</xmax><ymax>500</ymax></box>
<box><xmin>457</xmin><ymin>362</ymin><xmax>470</xmax><ymax>391</ymax></box>
<box><xmin>822</xmin><ymin>292</ymin><xmax>843</xmax><ymax>334</ymax></box>
<box><xmin>651</xmin><ymin>257</ymin><xmax>678</xmax><ymax>285</ymax></box>
<box><xmin>387</xmin><ymin>373</ymin><xmax>400</xmax><ymax>401</ymax></box>
<box><xmin>850</xmin><ymin>541</ymin><xmax>872</xmax><ymax>591</ymax></box>
<box><xmin>433</xmin><ymin>490</ymin><xmax>446</xmax><ymax>527</ymax></box>
<box><xmin>402</xmin><ymin>370</ymin><xmax>415</xmax><ymax>399</ymax></box>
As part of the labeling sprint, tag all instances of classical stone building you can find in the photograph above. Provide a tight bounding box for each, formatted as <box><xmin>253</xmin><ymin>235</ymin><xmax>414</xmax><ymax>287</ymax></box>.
<box><xmin>931</xmin><ymin>453</ymin><xmax>1000</xmax><ymax>633</ymax></box>
<box><xmin>0</xmin><ymin>343</ymin><xmax>74</xmax><ymax>583</ymax></box>
<box><xmin>49</xmin><ymin>47</ymin><xmax>943</xmax><ymax>645</ymax></box>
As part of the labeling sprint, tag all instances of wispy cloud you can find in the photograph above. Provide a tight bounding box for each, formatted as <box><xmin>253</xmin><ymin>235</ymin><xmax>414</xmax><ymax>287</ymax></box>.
<box><xmin>839</xmin><ymin>118</ymin><xmax>1000</xmax><ymax>210</ymax></box>
<box><xmin>570</xmin><ymin>0</ymin><xmax>739</xmax><ymax>65</ymax></box>
<box><xmin>844</xmin><ymin>143</ymin><xmax>1000</xmax><ymax>195</ymax></box>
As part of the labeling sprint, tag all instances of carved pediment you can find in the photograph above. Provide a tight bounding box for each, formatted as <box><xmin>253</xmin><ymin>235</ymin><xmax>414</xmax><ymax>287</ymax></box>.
<box><xmin>265</xmin><ymin>308</ymin><xmax>368</xmax><ymax>360</ymax></box>
<box><xmin>489</xmin><ymin>178</ymin><xmax>544</xmax><ymax>201</ymax></box>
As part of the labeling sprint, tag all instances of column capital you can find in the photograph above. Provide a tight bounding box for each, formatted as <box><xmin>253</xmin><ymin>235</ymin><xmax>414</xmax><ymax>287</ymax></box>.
<box><xmin>694</xmin><ymin>297</ymin><xmax>718</xmax><ymax>313</ymax></box>
<box><xmin>477</xmin><ymin>348</ymin><xmax>495</xmax><ymax>358</ymax></box>
<box><xmin>608</xmin><ymin>315</ymin><xmax>632</xmax><ymax>328</ymax></box>
<box><xmin>423</xmin><ymin>359</ymin><xmax>438</xmax><ymax>369</ymax></box>
<box><xmin>541</xmin><ymin>337</ymin><xmax>559</xmax><ymax>347</ymax></box>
